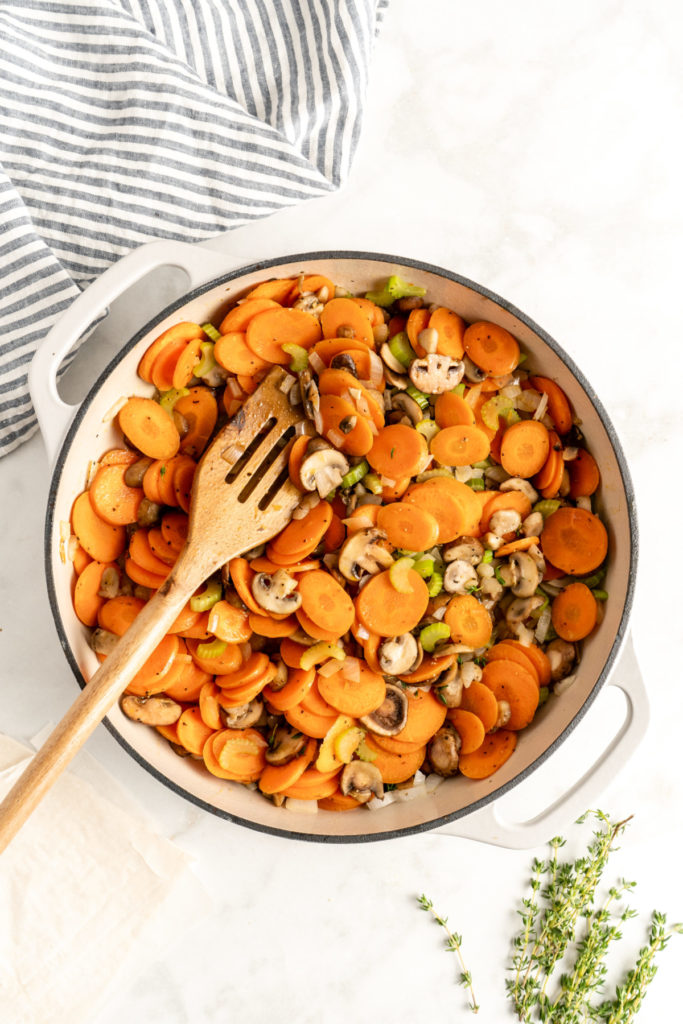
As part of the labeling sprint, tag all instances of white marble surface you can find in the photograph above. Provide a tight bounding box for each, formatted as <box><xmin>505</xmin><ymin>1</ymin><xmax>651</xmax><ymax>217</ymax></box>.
<box><xmin>2</xmin><ymin>1</ymin><xmax>682</xmax><ymax>1021</ymax></box>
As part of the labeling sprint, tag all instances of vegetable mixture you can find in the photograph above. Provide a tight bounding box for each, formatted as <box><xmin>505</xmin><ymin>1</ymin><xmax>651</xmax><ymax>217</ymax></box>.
<box><xmin>67</xmin><ymin>270</ymin><xmax>608</xmax><ymax>812</ymax></box>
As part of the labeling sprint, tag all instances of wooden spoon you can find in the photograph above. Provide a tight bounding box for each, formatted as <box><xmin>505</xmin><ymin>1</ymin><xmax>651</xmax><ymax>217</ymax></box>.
<box><xmin>0</xmin><ymin>367</ymin><xmax>306</xmax><ymax>852</ymax></box>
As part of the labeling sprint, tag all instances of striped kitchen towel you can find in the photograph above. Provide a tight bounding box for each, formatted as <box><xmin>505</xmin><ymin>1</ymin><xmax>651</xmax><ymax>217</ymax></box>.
<box><xmin>0</xmin><ymin>0</ymin><xmax>388</xmax><ymax>457</ymax></box>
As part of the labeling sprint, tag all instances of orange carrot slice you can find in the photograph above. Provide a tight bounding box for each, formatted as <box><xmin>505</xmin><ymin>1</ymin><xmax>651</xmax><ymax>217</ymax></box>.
<box><xmin>298</xmin><ymin>570</ymin><xmax>355</xmax><ymax>638</ymax></box>
<box><xmin>376</xmin><ymin>502</ymin><xmax>439</xmax><ymax>551</ymax></box>
<box><xmin>540</xmin><ymin>507</ymin><xmax>608</xmax><ymax>575</ymax></box>
<box><xmin>463</xmin><ymin>321</ymin><xmax>520</xmax><ymax>376</ymax></box>
<box><xmin>88</xmin><ymin>464</ymin><xmax>143</xmax><ymax>526</ymax></box>
<box><xmin>74</xmin><ymin>560</ymin><xmax>118</xmax><ymax>627</ymax></box>
<box><xmin>459</xmin><ymin>681</ymin><xmax>498</xmax><ymax>732</ymax></box>
<box><xmin>481</xmin><ymin>660</ymin><xmax>539</xmax><ymax>730</ymax></box>
<box><xmin>219</xmin><ymin>297</ymin><xmax>280</xmax><ymax>334</ymax></box>
<box><xmin>434</xmin><ymin>392</ymin><xmax>476</xmax><ymax>428</ymax></box>
<box><xmin>354</xmin><ymin>567</ymin><xmax>429</xmax><ymax>637</ymax></box>
<box><xmin>444</xmin><ymin>594</ymin><xmax>492</xmax><ymax>648</ymax></box>
<box><xmin>551</xmin><ymin>582</ymin><xmax>598</xmax><ymax>641</ymax></box>
<box><xmin>499</xmin><ymin>420</ymin><xmax>550</xmax><ymax>478</ymax></box>
<box><xmin>446</xmin><ymin>709</ymin><xmax>486</xmax><ymax>754</ymax></box>
<box><xmin>320</xmin><ymin>297</ymin><xmax>374</xmax><ymax>345</ymax></box>
<box><xmin>316</xmin><ymin>663</ymin><xmax>385</xmax><ymax>717</ymax></box>
<box><xmin>529</xmin><ymin>376</ymin><xmax>573</xmax><ymax>434</ymax></box>
<box><xmin>245</xmin><ymin>306</ymin><xmax>321</xmax><ymax>364</ymax></box>
<box><xmin>430</xmin><ymin>424</ymin><xmax>491</xmax><ymax>467</ymax></box>
<box><xmin>367</xmin><ymin>423</ymin><xmax>426</xmax><ymax>478</ymax></box>
<box><xmin>459</xmin><ymin>730</ymin><xmax>517</xmax><ymax>778</ymax></box>
<box><xmin>71</xmin><ymin>491</ymin><xmax>126</xmax><ymax>562</ymax></box>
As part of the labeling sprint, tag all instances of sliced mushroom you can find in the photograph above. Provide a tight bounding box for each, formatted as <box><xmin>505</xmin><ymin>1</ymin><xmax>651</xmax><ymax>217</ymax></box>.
<box><xmin>90</xmin><ymin>627</ymin><xmax>120</xmax><ymax>657</ymax></box>
<box><xmin>360</xmin><ymin>683</ymin><xmax>408</xmax><ymax>736</ymax></box>
<box><xmin>434</xmin><ymin>663</ymin><xmax>463</xmax><ymax>708</ymax></box>
<box><xmin>391</xmin><ymin>392</ymin><xmax>423</xmax><ymax>426</ymax></box>
<box><xmin>499</xmin><ymin>476</ymin><xmax>539</xmax><ymax>503</ymax></box>
<box><xmin>267</xmin><ymin>659</ymin><xmax>289</xmax><ymax>693</ymax></box>
<box><xmin>298</xmin><ymin>368</ymin><xmax>321</xmax><ymax>424</ymax></box>
<box><xmin>409</xmin><ymin>354</ymin><xmax>465</xmax><ymax>394</ymax></box>
<box><xmin>338</xmin><ymin>528</ymin><xmax>394</xmax><ymax>582</ymax></box>
<box><xmin>264</xmin><ymin>723</ymin><xmax>307</xmax><ymax>765</ymax></box>
<box><xmin>509</xmin><ymin>551</ymin><xmax>541</xmax><ymax>598</ymax></box>
<box><xmin>120</xmin><ymin>695</ymin><xmax>182</xmax><ymax>726</ymax></box>
<box><xmin>546</xmin><ymin>638</ymin><xmax>576</xmax><ymax>681</ymax></box>
<box><xmin>252</xmin><ymin>569</ymin><xmax>302</xmax><ymax>614</ymax></box>
<box><xmin>380</xmin><ymin>342</ymin><xmax>407</xmax><ymax>375</ymax></box>
<box><xmin>124</xmin><ymin>456</ymin><xmax>154</xmax><ymax>488</ymax></box>
<box><xmin>97</xmin><ymin>566</ymin><xmax>120</xmax><ymax>599</ymax></box>
<box><xmin>219</xmin><ymin>699</ymin><xmax>263</xmax><ymax>729</ymax></box>
<box><xmin>489</xmin><ymin>508</ymin><xmax>523</xmax><ymax>536</ymax></box>
<box><xmin>340</xmin><ymin>761</ymin><xmax>384</xmax><ymax>802</ymax></box>
<box><xmin>427</xmin><ymin>725</ymin><xmax>461</xmax><ymax>777</ymax></box>
<box><xmin>383</xmin><ymin>366</ymin><xmax>410</xmax><ymax>389</ymax></box>
<box><xmin>495</xmin><ymin>700</ymin><xmax>512</xmax><ymax>729</ymax></box>
<box><xmin>463</xmin><ymin>354</ymin><xmax>487</xmax><ymax>383</ymax></box>
<box><xmin>505</xmin><ymin>594</ymin><xmax>545</xmax><ymax>624</ymax></box>
<box><xmin>329</xmin><ymin>352</ymin><xmax>360</xmax><ymax>376</ymax></box>
<box><xmin>460</xmin><ymin>660</ymin><xmax>483</xmax><ymax>687</ymax></box>
<box><xmin>522</xmin><ymin>511</ymin><xmax>544</xmax><ymax>538</ymax></box>
<box><xmin>442</xmin><ymin>536</ymin><xmax>484</xmax><ymax>565</ymax></box>
<box><xmin>377</xmin><ymin>634</ymin><xmax>420</xmax><ymax>677</ymax></box>
<box><xmin>136</xmin><ymin>497</ymin><xmax>161</xmax><ymax>527</ymax></box>
<box><xmin>443</xmin><ymin>559</ymin><xmax>479</xmax><ymax>594</ymax></box>
<box><xmin>299</xmin><ymin>445</ymin><xmax>350</xmax><ymax>497</ymax></box>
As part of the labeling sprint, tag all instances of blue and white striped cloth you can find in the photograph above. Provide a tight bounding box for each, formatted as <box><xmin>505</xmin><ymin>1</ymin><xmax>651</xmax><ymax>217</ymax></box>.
<box><xmin>0</xmin><ymin>0</ymin><xmax>388</xmax><ymax>456</ymax></box>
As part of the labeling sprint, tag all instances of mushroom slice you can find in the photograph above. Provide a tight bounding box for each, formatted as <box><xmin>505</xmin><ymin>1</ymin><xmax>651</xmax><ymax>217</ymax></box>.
<box><xmin>299</xmin><ymin>445</ymin><xmax>350</xmax><ymax>497</ymax></box>
<box><xmin>90</xmin><ymin>627</ymin><xmax>120</xmax><ymax>657</ymax></box>
<box><xmin>434</xmin><ymin>664</ymin><xmax>463</xmax><ymax>708</ymax></box>
<box><xmin>427</xmin><ymin>725</ymin><xmax>461</xmax><ymax>777</ymax></box>
<box><xmin>219</xmin><ymin>699</ymin><xmax>264</xmax><ymax>730</ymax></box>
<box><xmin>463</xmin><ymin>354</ymin><xmax>487</xmax><ymax>383</ymax></box>
<box><xmin>391</xmin><ymin>392</ymin><xmax>423</xmax><ymax>426</ymax></box>
<box><xmin>120</xmin><ymin>695</ymin><xmax>182</xmax><ymax>727</ymax></box>
<box><xmin>252</xmin><ymin>569</ymin><xmax>302</xmax><ymax>614</ymax></box>
<box><xmin>409</xmin><ymin>354</ymin><xmax>465</xmax><ymax>394</ymax></box>
<box><xmin>360</xmin><ymin>683</ymin><xmax>408</xmax><ymax>736</ymax></box>
<box><xmin>500</xmin><ymin>476</ymin><xmax>539</xmax><ymax>504</ymax></box>
<box><xmin>443</xmin><ymin>559</ymin><xmax>479</xmax><ymax>595</ymax></box>
<box><xmin>505</xmin><ymin>594</ymin><xmax>545</xmax><ymax>624</ymax></box>
<box><xmin>377</xmin><ymin>634</ymin><xmax>420</xmax><ymax>677</ymax></box>
<box><xmin>338</xmin><ymin>527</ymin><xmax>394</xmax><ymax>582</ymax></box>
<box><xmin>264</xmin><ymin>723</ymin><xmax>307</xmax><ymax>765</ymax></box>
<box><xmin>509</xmin><ymin>551</ymin><xmax>541</xmax><ymax>598</ymax></box>
<box><xmin>442</xmin><ymin>536</ymin><xmax>484</xmax><ymax>565</ymax></box>
<box><xmin>380</xmin><ymin>342</ymin><xmax>407</xmax><ymax>375</ymax></box>
<box><xmin>546</xmin><ymin>638</ymin><xmax>576</xmax><ymax>681</ymax></box>
<box><xmin>329</xmin><ymin>352</ymin><xmax>360</xmax><ymax>376</ymax></box>
<box><xmin>298</xmin><ymin>367</ymin><xmax>321</xmax><ymax>428</ymax></box>
<box><xmin>340</xmin><ymin>761</ymin><xmax>384</xmax><ymax>803</ymax></box>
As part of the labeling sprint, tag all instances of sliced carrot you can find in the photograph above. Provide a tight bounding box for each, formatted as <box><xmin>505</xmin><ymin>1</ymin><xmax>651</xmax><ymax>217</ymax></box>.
<box><xmin>172</xmin><ymin>336</ymin><xmax>208</xmax><ymax>390</ymax></box>
<box><xmin>118</xmin><ymin>397</ymin><xmax>180</xmax><ymax>461</ymax></box>
<box><xmin>499</xmin><ymin>640</ymin><xmax>552</xmax><ymax>687</ymax></box>
<box><xmin>317</xmin><ymin>663</ymin><xmax>385</xmax><ymax>717</ymax></box>
<box><xmin>540</xmin><ymin>506</ymin><xmax>608</xmax><ymax>575</ymax></box>
<box><xmin>320</xmin><ymin>297</ymin><xmax>374</xmax><ymax>345</ymax></box>
<box><xmin>177</xmin><ymin>611</ymin><xmax>211</xmax><ymax>640</ymax></box>
<box><xmin>481</xmin><ymin>660</ymin><xmax>539</xmax><ymax>730</ymax></box>
<box><xmin>97</xmin><ymin>595</ymin><xmax>145</xmax><ymax>636</ymax></box>
<box><xmin>344</xmin><ymin>504</ymin><xmax>381</xmax><ymax>533</ymax></box>
<box><xmin>486</xmin><ymin>643</ymin><xmax>540</xmax><ymax>685</ymax></box>
<box><xmin>125</xmin><ymin>634</ymin><xmax>180</xmax><ymax>697</ymax></box>
<box><xmin>97</xmin><ymin>448</ymin><xmax>137</xmax><ymax>467</ymax></box>
<box><xmin>212</xmin><ymin>728</ymin><xmax>267</xmax><ymax>780</ymax></box>
<box><xmin>249</xmin><ymin>556</ymin><xmax>320</xmax><ymax>574</ymax></box>
<box><xmin>217</xmin><ymin>665</ymin><xmax>276</xmax><ymax>706</ymax></box>
<box><xmin>280</xmin><ymin>769</ymin><xmax>341</xmax><ymax>801</ymax></box>
<box><xmin>71</xmin><ymin>545</ymin><xmax>92</xmax><ymax>575</ymax></box>
<box><xmin>381</xmin><ymin>475</ymin><xmax>412</xmax><ymax>503</ymax></box>
<box><xmin>317</xmin><ymin>368</ymin><xmax>384</xmax><ymax>429</ymax></box>
<box><xmin>551</xmin><ymin>582</ymin><xmax>598</xmax><ymax>641</ymax></box>
<box><xmin>300</xmin><ymin>677</ymin><xmax>339</xmax><ymax>717</ymax></box>
<box><xmin>391</xmin><ymin>688</ymin><xmax>447</xmax><ymax>745</ymax></box>
<box><xmin>377</xmin><ymin>502</ymin><xmax>440</xmax><ymax>551</ymax></box>
<box><xmin>228</xmin><ymin>557</ymin><xmax>264</xmax><ymax>614</ymax></box>
<box><xmin>479</xmin><ymin>490</ymin><xmax>532</xmax><ymax>533</ymax></box>
<box><xmin>535</xmin><ymin>431</ymin><xmax>562</xmax><ymax>490</ymax></box>
<box><xmin>280</xmin><ymin>638</ymin><xmax>308</xmax><ymax>669</ymax></box>
<box><xmin>245</xmin><ymin>306</ymin><xmax>322</xmax><ymax>364</ymax></box>
<box><xmin>529</xmin><ymin>376</ymin><xmax>573</xmax><ymax>434</ymax></box>
<box><xmin>404</xmin><ymin>477</ymin><xmax>481</xmax><ymax>542</ymax></box>
<box><xmin>124</xmin><ymin>558</ymin><xmax>167</xmax><ymax>590</ymax></box>
<box><xmin>319</xmin><ymin>394</ymin><xmax>375</xmax><ymax>457</ymax></box>
<box><xmin>149</xmin><ymin>336</ymin><xmax>190</xmax><ymax>392</ymax></box>
<box><xmin>499</xmin><ymin>420</ymin><xmax>550</xmax><ymax>478</ymax></box>
<box><xmin>406</xmin><ymin>308</ymin><xmax>431</xmax><ymax>351</ymax></box>
<box><xmin>355</xmin><ymin>567</ymin><xmax>429</xmax><ymax>637</ymax></box>
<box><xmin>285</xmin><ymin>703</ymin><xmax>342</xmax><ymax>739</ymax></box>
<box><xmin>259</xmin><ymin>738</ymin><xmax>318</xmax><ymax>794</ymax></box>
<box><xmin>295</xmin><ymin>607</ymin><xmax>342</xmax><ymax>642</ymax></box>
<box><xmin>291</xmin><ymin>274</ymin><xmax>336</xmax><ymax>302</ymax></box>
<box><xmin>247</xmin><ymin>611</ymin><xmax>298</xmax><ymax>638</ymax></box>
<box><xmin>430</xmin><ymin>424</ymin><xmax>491</xmax><ymax>467</ymax></box>
<box><xmin>540</xmin><ymin>450</ymin><xmax>565</xmax><ymax>499</ymax></box>
<box><xmin>147</xmin><ymin>529</ymin><xmax>175</xmax><ymax>566</ymax></box>
<box><xmin>434</xmin><ymin>392</ymin><xmax>476</xmax><ymax>428</ymax></box>
<box><xmin>186</xmin><ymin>637</ymin><xmax>243</xmax><ymax>676</ymax></box>
<box><xmin>74</xmin><ymin>560</ymin><xmax>118</xmax><ymax>627</ymax></box>
<box><xmin>288</xmin><ymin>434</ymin><xmax>311</xmax><ymax>491</ymax></box>
<box><xmin>369</xmin><ymin>733</ymin><xmax>428</xmax><ymax>755</ymax></box>
<box><xmin>397</xmin><ymin>653</ymin><xmax>456</xmax><ymax>684</ymax></box>
<box><xmin>367</xmin><ymin>424</ymin><xmax>426</xmax><ymax>478</ymax></box>
<box><xmin>428</xmin><ymin>307</ymin><xmax>466</xmax><ymax>358</ymax></box>
<box><xmin>129</xmin><ymin>528</ymin><xmax>173</xmax><ymax>577</ymax></box>
<box><xmin>444</xmin><ymin>594</ymin><xmax>492</xmax><ymax>648</ymax></box>
<box><xmin>163</xmin><ymin>657</ymin><xmax>211</xmax><ymax>702</ymax></box>
<box><xmin>310</xmin><ymin>337</ymin><xmax>372</xmax><ymax>365</ymax></box>
<box><xmin>244</xmin><ymin>278</ymin><xmax>296</xmax><ymax>303</ymax></box>
<box><xmin>459</xmin><ymin>730</ymin><xmax>517</xmax><ymax>778</ymax></box>
<box><xmin>298</xmin><ymin>570</ymin><xmax>355</xmax><ymax>638</ymax></box>
<box><xmin>138</xmin><ymin>322</ymin><xmax>205</xmax><ymax>382</ymax></box>
<box><xmin>568</xmin><ymin>448</ymin><xmax>600</xmax><ymax>498</ymax></box>
<box><xmin>459</xmin><ymin>681</ymin><xmax>499</xmax><ymax>732</ymax></box>
<box><xmin>269</xmin><ymin>500</ymin><xmax>333</xmax><ymax>558</ymax></box>
<box><xmin>323</xmin><ymin>513</ymin><xmax>346</xmax><ymax>553</ymax></box>
<box><xmin>495</xmin><ymin>536</ymin><xmax>540</xmax><ymax>558</ymax></box>
<box><xmin>173</xmin><ymin>458</ymin><xmax>196</xmax><ymax>513</ymax></box>
<box><xmin>361</xmin><ymin>734</ymin><xmax>426</xmax><ymax>784</ymax></box>
<box><xmin>463</xmin><ymin>321</ymin><xmax>520</xmax><ymax>376</ymax></box>
<box><xmin>318</xmin><ymin>791</ymin><xmax>363</xmax><ymax>811</ymax></box>
<box><xmin>88</xmin><ymin>464</ymin><xmax>143</xmax><ymax>526</ymax></box>
<box><xmin>447</xmin><ymin>708</ymin><xmax>485</xmax><ymax>754</ymax></box>
<box><xmin>160</xmin><ymin>511</ymin><xmax>188</xmax><ymax>551</ymax></box>
<box><xmin>198</xmin><ymin>681</ymin><xmax>223</xmax><ymax>730</ymax></box>
<box><xmin>219</xmin><ymin>297</ymin><xmax>280</xmax><ymax>334</ymax></box>
<box><xmin>262</xmin><ymin>667</ymin><xmax>316</xmax><ymax>711</ymax></box>
<box><xmin>214</xmin><ymin>331</ymin><xmax>271</xmax><ymax>376</ymax></box>
<box><xmin>204</xmin><ymin>601</ymin><xmax>251</xmax><ymax>644</ymax></box>
<box><xmin>142</xmin><ymin>460</ymin><xmax>165</xmax><ymax>505</ymax></box>
<box><xmin>167</xmin><ymin>602</ymin><xmax>201</xmax><ymax>635</ymax></box>
<box><xmin>217</xmin><ymin>652</ymin><xmax>270</xmax><ymax>690</ymax></box>
<box><xmin>71</xmin><ymin>491</ymin><xmax>126</xmax><ymax>563</ymax></box>
<box><xmin>174</xmin><ymin>387</ymin><xmax>218</xmax><ymax>459</ymax></box>
<box><xmin>350</xmin><ymin>295</ymin><xmax>384</xmax><ymax>327</ymax></box>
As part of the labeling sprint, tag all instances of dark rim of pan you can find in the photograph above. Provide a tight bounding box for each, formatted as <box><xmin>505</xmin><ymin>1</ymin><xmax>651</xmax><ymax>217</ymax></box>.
<box><xmin>44</xmin><ymin>250</ymin><xmax>638</xmax><ymax>844</ymax></box>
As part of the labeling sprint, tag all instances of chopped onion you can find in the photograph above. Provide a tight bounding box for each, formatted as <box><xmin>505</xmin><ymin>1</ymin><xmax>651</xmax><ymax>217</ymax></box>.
<box><xmin>367</xmin><ymin>350</ymin><xmax>385</xmax><ymax>386</ymax></box>
<box><xmin>380</xmin><ymin>475</ymin><xmax>396</xmax><ymax>488</ymax></box>
<box><xmin>308</xmin><ymin>351</ymin><xmax>325</xmax><ymax>374</ymax></box>
<box><xmin>327</xmin><ymin>428</ymin><xmax>345</xmax><ymax>448</ymax></box>
<box><xmin>102</xmin><ymin>395</ymin><xmax>128</xmax><ymax>424</ymax></box>
<box><xmin>317</xmin><ymin>658</ymin><xmax>346</xmax><ymax>677</ymax></box>
<box><xmin>425</xmin><ymin>773</ymin><xmax>445</xmax><ymax>794</ymax></box>
<box><xmin>355</xmin><ymin>623</ymin><xmax>370</xmax><ymax>640</ymax></box>
<box><xmin>342</xmin><ymin>513</ymin><xmax>373</xmax><ymax>530</ymax></box>
<box><xmin>533</xmin><ymin>391</ymin><xmax>549</xmax><ymax>421</ymax></box>
<box><xmin>432</xmin><ymin>605</ymin><xmax>447</xmax><ymax>621</ymax></box>
<box><xmin>554</xmin><ymin>673</ymin><xmax>576</xmax><ymax>696</ymax></box>
<box><xmin>59</xmin><ymin>520</ymin><xmax>70</xmax><ymax>564</ymax></box>
<box><xmin>67</xmin><ymin>535</ymin><xmax>80</xmax><ymax>562</ymax></box>
<box><xmin>349</xmin><ymin>387</ymin><xmax>362</xmax><ymax>403</ymax></box>
<box><xmin>285</xmin><ymin>797</ymin><xmax>319</xmax><ymax>814</ymax></box>
<box><xmin>367</xmin><ymin>792</ymin><xmax>395</xmax><ymax>810</ymax></box>
<box><xmin>227</xmin><ymin>378</ymin><xmax>244</xmax><ymax>399</ymax></box>
<box><xmin>312</xmin><ymin>406</ymin><xmax>324</xmax><ymax>435</ymax></box>
<box><xmin>341</xmin><ymin>657</ymin><xmax>361</xmax><ymax>682</ymax></box>
<box><xmin>562</xmin><ymin>446</ymin><xmax>579</xmax><ymax>461</ymax></box>
<box><xmin>393</xmin><ymin>784</ymin><xmax>426</xmax><ymax>803</ymax></box>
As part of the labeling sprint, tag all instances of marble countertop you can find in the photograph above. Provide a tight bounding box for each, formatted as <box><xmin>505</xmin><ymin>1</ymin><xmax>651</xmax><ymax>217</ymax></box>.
<box><xmin>2</xmin><ymin>1</ymin><xmax>682</xmax><ymax>1021</ymax></box>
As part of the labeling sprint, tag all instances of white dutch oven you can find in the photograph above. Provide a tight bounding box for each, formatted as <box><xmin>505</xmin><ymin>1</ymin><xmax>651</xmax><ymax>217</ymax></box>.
<box><xmin>32</xmin><ymin>241</ymin><xmax>647</xmax><ymax>848</ymax></box>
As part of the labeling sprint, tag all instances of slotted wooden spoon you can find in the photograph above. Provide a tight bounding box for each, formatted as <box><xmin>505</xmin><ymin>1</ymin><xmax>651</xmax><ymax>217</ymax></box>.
<box><xmin>0</xmin><ymin>367</ymin><xmax>306</xmax><ymax>852</ymax></box>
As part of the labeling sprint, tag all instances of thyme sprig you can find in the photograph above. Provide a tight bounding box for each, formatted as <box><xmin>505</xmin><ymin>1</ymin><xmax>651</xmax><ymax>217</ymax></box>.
<box><xmin>417</xmin><ymin>893</ymin><xmax>479</xmax><ymax>1013</ymax></box>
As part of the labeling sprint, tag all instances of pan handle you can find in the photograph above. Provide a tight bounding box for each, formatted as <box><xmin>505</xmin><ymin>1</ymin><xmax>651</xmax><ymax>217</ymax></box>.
<box><xmin>28</xmin><ymin>240</ymin><xmax>238</xmax><ymax>467</ymax></box>
<box><xmin>435</xmin><ymin>632</ymin><xmax>648</xmax><ymax>850</ymax></box>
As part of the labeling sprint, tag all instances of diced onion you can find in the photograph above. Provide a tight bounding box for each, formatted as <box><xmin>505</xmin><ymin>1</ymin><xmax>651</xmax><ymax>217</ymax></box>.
<box><xmin>367</xmin><ymin>350</ymin><xmax>385</xmax><ymax>386</ymax></box>
<box><xmin>380</xmin><ymin>476</ymin><xmax>396</xmax><ymax>488</ymax></box>
<box><xmin>67</xmin><ymin>535</ymin><xmax>80</xmax><ymax>562</ymax></box>
<box><xmin>554</xmin><ymin>673</ymin><xmax>576</xmax><ymax>696</ymax></box>
<box><xmin>285</xmin><ymin>797</ymin><xmax>319</xmax><ymax>814</ymax></box>
<box><xmin>227</xmin><ymin>378</ymin><xmax>244</xmax><ymax>399</ymax></box>
<box><xmin>367</xmin><ymin>792</ymin><xmax>395</xmax><ymax>810</ymax></box>
<box><xmin>59</xmin><ymin>520</ymin><xmax>70</xmax><ymax>564</ymax></box>
<box><xmin>312</xmin><ymin>407</ymin><xmax>324</xmax><ymax>435</ymax></box>
<box><xmin>317</xmin><ymin>658</ymin><xmax>346</xmax><ymax>677</ymax></box>
<box><xmin>355</xmin><ymin>624</ymin><xmax>370</xmax><ymax>640</ymax></box>
<box><xmin>102</xmin><ymin>395</ymin><xmax>128</xmax><ymax>424</ymax></box>
<box><xmin>533</xmin><ymin>391</ymin><xmax>549</xmax><ymax>421</ymax></box>
<box><xmin>327</xmin><ymin>428</ymin><xmax>345</xmax><ymax>448</ymax></box>
<box><xmin>308</xmin><ymin>352</ymin><xmax>325</xmax><ymax>374</ymax></box>
<box><xmin>425</xmin><ymin>774</ymin><xmax>445</xmax><ymax>794</ymax></box>
<box><xmin>341</xmin><ymin>657</ymin><xmax>361</xmax><ymax>682</ymax></box>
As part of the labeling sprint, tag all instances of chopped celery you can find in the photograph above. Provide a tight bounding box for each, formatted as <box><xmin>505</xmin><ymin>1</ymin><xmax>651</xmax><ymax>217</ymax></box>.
<box><xmin>388</xmin><ymin>331</ymin><xmax>416</xmax><ymax>367</ymax></box>
<box><xmin>194</xmin><ymin>341</ymin><xmax>217</xmax><ymax>378</ymax></box>
<box><xmin>196</xmin><ymin>637</ymin><xmax>228</xmax><ymax>659</ymax></box>
<box><xmin>472</xmin><ymin>457</ymin><xmax>493</xmax><ymax>469</ymax></box>
<box><xmin>340</xmin><ymin>460</ymin><xmax>369</xmax><ymax>489</ymax></box>
<box><xmin>406</xmin><ymin>384</ymin><xmax>430</xmax><ymax>410</ymax></box>
<box><xmin>282</xmin><ymin>342</ymin><xmax>308</xmax><ymax>373</ymax></box>
<box><xmin>578</xmin><ymin>566</ymin><xmax>607</xmax><ymax>589</ymax></box>
<box><xmin>538</xmin><ymin>685</ymin><xmax>550</xmax><ymax>706</ymax></box>
<box><xmin>452</xmin><ymin>383</ymin><xmax>466</xmax><ymax>397</ymax></box>
<box><xmin>356</xmin><ymin>738</ymin><xmax>378</xmax><ymax>762</ymax></box>
<box><xmin>300</xmin><ymin>642</ymin><xmax>345</xmax><ymax>671</ymax></box>
<box><xmin>481</xmin><ymin>394</ymin><xmax>513</xmax><ymax>431</ymax></box>
<box><xmin>482</xmin><ymin>549</ymin><xmax>493</xmax><ymax>564</ymax></box>
<box><xmin>412</xmin><ymin>556</ymin><xmax>435</xmax><ymax>579</ymax></box>
<box><xmin>389</xmin><ymin>556</ymin><xmax>415</xmax><ymax>594</ymax></box>
<box><xmin>416</xmin><ymin>419</ymin><xmax>440</xmax><ymax>443</ymax></box>
<box><xmin>365</xmin><ymin>275</ymin><xmax>426</xmax><ymax>307</ymax></box>
<box><xmin>201</xmin><ymin>322</ymin><xmax>221</xmax><ymax>342</ymax></box>
<box><xmin>427</xmin><ymin>571</ymin><xmax>444</xmax><ymax>598</ymax></box>
<box><xmin>517</xmin><ymin>352</ymin><xmax>528</xmax><ymax>366</ymax></box>
<box><xmin>506</xmin><ymin>408</ymin><xmax>521</xmax><ymax>425</ymax></box>
<box><xmin>533</xmin><ymin>499</ymin><xmax>562</xmax><ymax>519</ymax></box>
<box><xmin>363</xmin><ymin>473</ymin><xmax>383</xmax><ymax>495</ymax></box>
<box><xmin>592</xmin><ymin>589</ymin><xmax>609</xmax><ymax>601</ymax></box>
<box><xmin>159</xmin><ymin>387</ymin><xmax>190</xmax><ymax>414</ymax></box>
<box><xmin>420</xmin><ymin>622</ymin><xmax>451</xmax><ymax>653</ymax></box>
<box><xmin>466</xmin><ymin>478</ymin><xmax>485</xmax><ymax>491</ymax></box>
<box><xmin>190</xmin><ymin>578</ymin><xmax>223</xmax><ymax>612</ymax></box>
